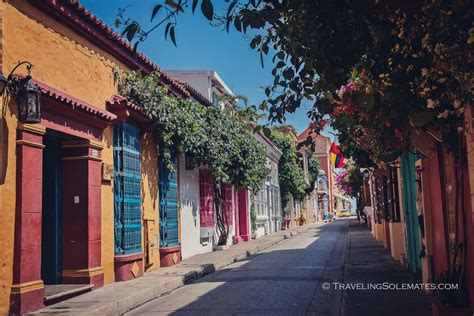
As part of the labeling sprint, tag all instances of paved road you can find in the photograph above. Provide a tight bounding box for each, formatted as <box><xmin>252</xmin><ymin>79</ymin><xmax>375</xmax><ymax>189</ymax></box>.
<box><xmin>127</xmin><ymin>219</ymin><xmax>350</xmax><ymax>316</ymax></box>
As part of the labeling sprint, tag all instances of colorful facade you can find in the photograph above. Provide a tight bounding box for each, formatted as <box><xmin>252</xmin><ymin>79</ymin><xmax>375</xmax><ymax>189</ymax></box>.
<box><xmin>361</xmin><ymin>121</ymin><xmax>474</xmax><ymax>314</ymax></box>
<box><xmin>298</xmin><ymin>127</ymin><xmax>336</xmax><ymax>220</ymax></box>
<box><xmin>0</xmin><ymin>1</ymin><xmax>211</xmax><ymax>313</ymax></box>
<box><xmin>0</xmin><ymin>2</ymin><xmax>343</xmax><ymax>315</ymax></box>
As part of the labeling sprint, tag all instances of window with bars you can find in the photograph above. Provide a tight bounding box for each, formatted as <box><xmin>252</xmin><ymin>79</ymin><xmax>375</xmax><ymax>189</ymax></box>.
<box><xmin>114</xmin><ymin>122</ymin><xmax>142</xmax><ymax>255</ymax></box>
<box><xmin>252</xmin><ymin>188</ymin><xmax>268</xmax><ymax>216</ymax></box>
<box><xmin>158</xmin><ymin>152</ymin><xmax>180</xmax><ymax>247</ymax></box>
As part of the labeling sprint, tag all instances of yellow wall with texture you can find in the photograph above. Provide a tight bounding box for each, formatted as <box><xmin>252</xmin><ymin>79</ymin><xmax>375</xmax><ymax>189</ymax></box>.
<box><xmin>141</xmin><ymin>132</ymin><xmax>160</xmax><ymax>271</ymax></box>
<box><xmin>0</xmin><ymin>2</ymin><xmax>135</xmax><ymax>313</ymax></box>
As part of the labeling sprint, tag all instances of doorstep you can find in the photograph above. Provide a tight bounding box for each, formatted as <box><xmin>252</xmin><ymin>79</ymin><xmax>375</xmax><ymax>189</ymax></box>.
<box><xmin>32</xmin><ymin>223</ymin><xmax>320</xmax><ymax>315</ymax></box>
<box><xmin>44</xmin><ymin>284</ymin><xmax>93</xmax><ymax>305</ymax></box>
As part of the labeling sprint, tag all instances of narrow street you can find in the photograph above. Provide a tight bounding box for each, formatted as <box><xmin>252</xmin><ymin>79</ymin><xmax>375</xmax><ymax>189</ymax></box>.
<box><xmin>126</xmin><ymin>219</ymin><xmax>432</xmax><ymax>315</ymax></box>
<box><xmin>127</xmin><ymin>219</ymin><xmax>348</xmax><ymax>315</ymax></box>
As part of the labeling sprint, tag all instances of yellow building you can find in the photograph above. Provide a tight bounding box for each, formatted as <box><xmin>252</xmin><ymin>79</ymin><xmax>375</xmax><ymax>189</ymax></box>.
<box><xmin>0</xmin><ymin>1</ymin><xmax>210</xmax><ymax>314</ymax></box>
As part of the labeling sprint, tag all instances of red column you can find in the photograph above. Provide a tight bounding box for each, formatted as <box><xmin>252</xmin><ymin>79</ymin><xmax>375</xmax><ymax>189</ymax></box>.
<box><xmin>238</xmin><ymin>188</ymin><xmax>251</xmax><ymax>242</ymax></box>
<box><xmin>61</xmin><ymin>140</ymin><xmax>104</xmax><ymax>287</ymax></box>
<box><xmin>10</xmin><ymin>124</ymin><xmax>46</xmax><ymax>314</ymax></box>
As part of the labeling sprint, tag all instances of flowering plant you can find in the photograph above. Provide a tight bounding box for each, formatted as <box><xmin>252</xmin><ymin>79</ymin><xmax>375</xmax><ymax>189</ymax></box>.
<box><xmin>335</xmin><ymin>163</ymin><xmax>363</xmax><ymax>198</ymax></box>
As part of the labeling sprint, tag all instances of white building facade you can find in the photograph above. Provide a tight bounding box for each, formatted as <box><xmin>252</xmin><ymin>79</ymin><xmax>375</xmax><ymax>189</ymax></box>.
<box><xmin>251</xmin><ymin>133</ymin><xmax>283</xmax><ymax>238</ymax></box>
<box><xmin>165</xmin><ymin>70</ymin><xmax>234</xmax><ymax>108</ymax></box>
<box><xmin>167</xmin><ymin>70</ymin><xmax>243</xmax><ymax>259</ymax></box>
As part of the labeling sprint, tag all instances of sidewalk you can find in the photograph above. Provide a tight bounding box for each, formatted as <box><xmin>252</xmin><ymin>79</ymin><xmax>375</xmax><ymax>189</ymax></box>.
<box><xmin>342</xmin><ymin>221</ymin><xmax>432</xmax><ymax>316</ymax></box>
<box><xmin>32</xmin><ymin>223</ymin><xmax>320</xmax><ymax>315</ymax></box>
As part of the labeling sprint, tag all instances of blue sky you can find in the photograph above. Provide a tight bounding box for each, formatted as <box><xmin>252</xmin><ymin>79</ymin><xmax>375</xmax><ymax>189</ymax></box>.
<box><xmin>81</xmin><ymin>0</ymin><xmax>351</xmax><ymax>208</ymax></box>
<box><xmin>81</xmin><ymin>0</ymin><xmax>326</xmax><ymax>136</ymax></box>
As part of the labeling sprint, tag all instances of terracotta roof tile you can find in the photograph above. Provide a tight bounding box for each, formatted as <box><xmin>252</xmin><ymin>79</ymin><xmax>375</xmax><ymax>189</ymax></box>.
<box><xmin>29</xmin><ymin>77</ymin><xmax>117</xmax><ymax>122</ymax></box>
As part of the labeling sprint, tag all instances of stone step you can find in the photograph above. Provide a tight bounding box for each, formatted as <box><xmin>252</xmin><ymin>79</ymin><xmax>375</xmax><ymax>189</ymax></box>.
<box><xmin>44</xmin><ymin>284</ymin><xmax>94</xmax><ymax>305</ymax></box>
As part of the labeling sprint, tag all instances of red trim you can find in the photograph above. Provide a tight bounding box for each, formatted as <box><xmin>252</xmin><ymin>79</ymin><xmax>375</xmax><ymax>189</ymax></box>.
<box><xmin>114</xmin><ymin>253</ymin><xmax>144</xmax><ymax>281</ymax></box>
<box><xmin>159</xmin><ymin>246</ymin><xmax>181</xmax><ymax>267</ymax></box>
<box><xmin>36</xmin><ymin>80</ymin><xmax>116</xmax><ymax>122</ymax></box>
<box><xmin>106</xmin><ymin>94</ymin><xmax>153</xmax><ymax>130</ymax></box>
<box><xmin>11</xmin><ymin>129</ymin><xmax>45</xmax><ymax>314</ymax></box>
<box><xmin>234</xmin><ymin>189</ymin><xmax>241</xmax><ymax>243</ymax></box>
<box><xmin>159</xmin><ymin>245</ymin><xmax>181</xmax><ymax>254</ymax></box>
<box><xmin>114</xmin><ymin>252</ymin><xmax>143</xmax><ymax>263</ymax></box>
<box><xmin>10</xmin><ymin>288</ymin><xmax>45</xmax><ymax>315</ymax></box>
<box><xmin>17</xmin><ymin>76</ymin><xmax>117</xmax><ymax>128</ymax></box>
<box><xmin>27</xmin><ymin>77</ymin><xmax>116</xmax><ymax>139</ymax></box>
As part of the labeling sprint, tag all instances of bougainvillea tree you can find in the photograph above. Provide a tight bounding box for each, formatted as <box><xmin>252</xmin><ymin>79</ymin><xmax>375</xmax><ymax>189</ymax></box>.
<box><xmin>335</xmin><ymin>162</ymin><xmax>363</xmax><ymax>198</ymax></box>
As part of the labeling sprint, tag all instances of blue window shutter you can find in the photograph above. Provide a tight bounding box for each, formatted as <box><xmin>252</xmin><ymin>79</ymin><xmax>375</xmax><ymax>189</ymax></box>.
<box><xmin>114</xmin><ymin>123</ymin><xmax>142</xmax><ymax>255</ymax></box>
<box><xmin>159</xmin><ymin>151</ymin><xmax>180</xmax><ymax>247</ymax></box>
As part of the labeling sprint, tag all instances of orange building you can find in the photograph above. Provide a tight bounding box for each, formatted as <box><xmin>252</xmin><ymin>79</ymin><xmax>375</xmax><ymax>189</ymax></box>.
<box><xmin>0</xmin><ymin>1</ymin><xmax>210</xmax><ymax>314</ymax></box>
<box><xmin>298</xmin><ymin>127</ymin><xmax>335</xmax><ymax>215</ymax></box>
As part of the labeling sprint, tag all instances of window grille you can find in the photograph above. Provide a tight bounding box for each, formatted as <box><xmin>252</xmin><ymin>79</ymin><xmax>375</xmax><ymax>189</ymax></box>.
<box><xmin>159</xmin><ymin>152</ymin><xmax>180</xmax><ymax>247</ymax></box>
<box><xmin>114</xmin><ymin>123</ymin><xmax>142</xmax><ymax>255</ymax></box>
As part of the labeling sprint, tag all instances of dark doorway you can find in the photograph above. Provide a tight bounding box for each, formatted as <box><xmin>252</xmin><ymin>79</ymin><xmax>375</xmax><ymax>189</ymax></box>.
<box><xmin>42</xmin><ymin>135</ymin><xmax>63</xmax><ymax>285</ymax></box>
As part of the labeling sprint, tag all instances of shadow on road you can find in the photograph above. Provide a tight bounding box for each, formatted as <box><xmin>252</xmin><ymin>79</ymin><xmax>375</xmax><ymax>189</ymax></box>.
<box><xmin>127</xmin><ymin>219</ymin><xmax>432</xmax><ymax>316</ymax></box>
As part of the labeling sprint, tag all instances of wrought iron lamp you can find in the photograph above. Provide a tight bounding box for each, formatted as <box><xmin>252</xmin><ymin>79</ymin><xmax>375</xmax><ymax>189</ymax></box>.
<box><xmin>0</xmin><ymin>61</ymin><xmax>41</xmax><ymax>123</ymax></box>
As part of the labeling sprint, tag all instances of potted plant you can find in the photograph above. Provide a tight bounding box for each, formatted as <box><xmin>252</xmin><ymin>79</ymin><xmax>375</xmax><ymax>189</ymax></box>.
<box><xmin>250</xmin><ymin>208</ymin><xmax>257</xmax><ymax>239</ymax></box>
<box><xmin>299</xmin><ymin>215</ymin><xmax>306</xmax><ymax>226</ymax></box>
<box><xmin>284</xmin><ymin>211</ymin><xmax>290</xmax><ymax>229</ymax></box>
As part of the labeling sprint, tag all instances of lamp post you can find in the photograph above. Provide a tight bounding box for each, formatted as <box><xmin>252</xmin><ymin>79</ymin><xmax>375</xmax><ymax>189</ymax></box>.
<box><xmin>0</xmin><ymin>61</ymin><xmax>41</xmax><ymax>123</ymax></box>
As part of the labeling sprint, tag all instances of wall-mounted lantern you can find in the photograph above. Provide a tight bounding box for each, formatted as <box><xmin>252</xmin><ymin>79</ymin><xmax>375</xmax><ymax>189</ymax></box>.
<box><xmin>0</xmin><ymin>61</ymin><xmax>41</xmax><ymax>123</ymax></box>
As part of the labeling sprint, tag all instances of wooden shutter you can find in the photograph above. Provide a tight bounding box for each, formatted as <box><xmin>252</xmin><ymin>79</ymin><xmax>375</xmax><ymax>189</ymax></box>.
<box><xmin>221</xmin><ymin>183</ymin><xmax>233</xmax><ymax>226</ymax></box>
<box><xmin>199</xmin><ymin>169</ymin><xmax>215</xmax><ymax>228</ymax></box>
<box><xmin>158</xmin><ymin>151</ymin><xmax>180</xmax><ymax>247</ymax></box>
<box><xmin>113</xmin><ymin>122</ymin><xmax>142</xmax><ymax>255</ymax></box>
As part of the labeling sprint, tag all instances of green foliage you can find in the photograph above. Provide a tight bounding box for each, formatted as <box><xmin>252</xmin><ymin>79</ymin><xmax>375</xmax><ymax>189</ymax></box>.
<box><xmin>118</xmin><ymin>71</ymin><xmax>268</xmax><ymax>245</ymax></box>
<box><xmin>250</xmin><ymin>206</ymin><xmax>257</xmax><ymax>234</ymax></box>
<box><xmin>269</xmin><ymin>130</ymin><xmax>306</xmax><ymax>208</ymax></box>
<box><xmin>203</xmin><ymin>105</ymin><xmax>268</xmax><ymax>192</ymax></box>
<box><xmin>306</xmin><ymin>157</ymin><xmax>320</xmax><ymax>193</ymax></box>
<box><xmin>118</xmin><ymin>70</ymin><xmax>267</xmax><ymax>191</ymax></box>
<box><xmin>119</xmin><ymin>0</ymin><xmax>473</xmax><ymax>166</ymax></box>
<box><xmin>118</xmin><ymin>71</ymin><xmax>207</xmax><ymax>170</ymax></box>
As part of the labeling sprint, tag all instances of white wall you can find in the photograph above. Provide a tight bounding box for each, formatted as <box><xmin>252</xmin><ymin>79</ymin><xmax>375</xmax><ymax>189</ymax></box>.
<box><xmin>179</xmin><ymin>155</ymin><xmax>237</xmax><ymax>258</ymax></box>
<box><xmin>179</xmin><ymin>155</ymin><xmax>213</xmax><ymax>259</ymax></box>
<box><xmin>170</xmin><ymin>75</ymin><xmax>212</xmax><ymax>100</ymax></box>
